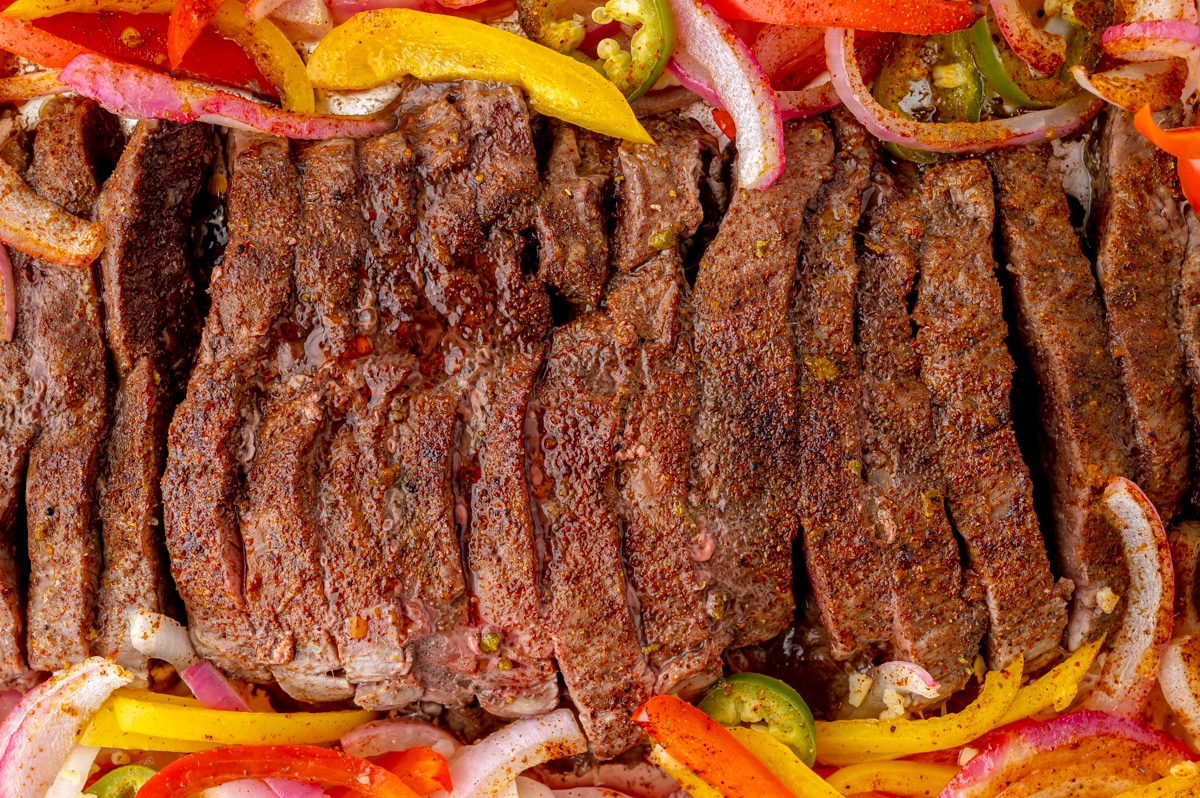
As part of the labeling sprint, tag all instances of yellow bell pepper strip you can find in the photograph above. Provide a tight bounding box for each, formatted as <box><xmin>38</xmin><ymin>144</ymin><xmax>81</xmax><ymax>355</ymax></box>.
<box><xmin>725</xmin><ymin>727</ymin><xmax>842</xmax><ymax>798</ymax></box>
<box><xmin>80</xmin><ymin>695</ymin><xmax>215</xmax><ymax>753</ymax></box>
<box><xmin>1112</xmin><ymin>763</ymin><xmax>1200</xmax><ymax>798</ymax></box>
<box><xmin>108</xmin><ymin>688</ymin><xmax>377</xmax><ymax>746</ymax></box>
<box><xmin>306</xmin><ymin>9</ymin><xmax>652</xmax><ymax>144</ymax></box>
<box><xmin>813</xmin><ymin>656</ymin><xmax>1023</xmax><ymax>767</ymax></box>
<box><xmin>647</xmin><ymin>745</ymin><xmax>725</xmax><ymax>798</ymax></box>
<box><xmin>633</xmin><ymin>693</ymin><xmax>797</xmax><ymax>798</ymax></box>
<box><xmin>211</xmin><ymin>0</ymin><xmax>313</xmax><ymax>112</ymax></box>
<box><xmin>3</xmin><ymin>0</ymin><xmax>170</xmax><ymax>18</ymax></box>
<box><xmin>824</xmin><ymin>761</ymin><xmax>959</xmax><ymax>797</ymax></box>
<box><xmin>997</xmin><ymin>636</ymin><xmax>1104</xmax><ymax>726</ymax></box>
<box><xmin>137</xmin><ymin>745</ymin><xmax>422</xmax><ymax>798</ymax></box>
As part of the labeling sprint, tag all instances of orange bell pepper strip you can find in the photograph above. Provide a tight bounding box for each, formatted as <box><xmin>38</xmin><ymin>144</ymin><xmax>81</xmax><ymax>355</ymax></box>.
<box><xmin>1134</xmin><ymin>104</ymin><xmax>1200</xmax><ymax>159</ymax></box>
<box><xmin>705</xmin><ymin>0</ymin><xmax>979</xmax><ymax>34</ymax></box>
<box><xmin>1178</xmin><ymin>157</ymin><xmax>1200</xmax><ymax>211</ymax></box>
<box><xmin>0</xmin><ymin>5</ymin><xmax>88</xmax><ymax>67</ymax></box>
<box><xmin>136</xmin><ymin>745</ymin><xmax>423</xmax><ymax>798</ymax></box>
<box><xmin>633</xmin><ymin>694</ymin><xmax>797</xmax><ymax>798</ymax></box>
<box><xmin>327</xmin><ymin>746</ymin><xmax>453</xmax><ymax>798</ymax></box>
<box><xmin>167</xmin><ymin>0</ymin><xmax>223</xmax><ymax>66</ymax></box>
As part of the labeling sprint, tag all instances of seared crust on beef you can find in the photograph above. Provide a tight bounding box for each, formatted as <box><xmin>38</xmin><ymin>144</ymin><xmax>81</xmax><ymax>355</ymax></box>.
<box><xmin>989</xmin><ymin>144</ymin><xmax>1132</xmax><ymax>650</ymax></box>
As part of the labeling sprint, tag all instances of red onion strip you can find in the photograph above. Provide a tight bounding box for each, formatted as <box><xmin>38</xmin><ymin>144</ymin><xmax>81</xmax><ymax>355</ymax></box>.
<box><xmin>1070</xmin><ymin>60</ymin><xmax>1187</xmax><ymax>112</ymax></box>
<box><xmin>1160</xmin><ymin>633</ymin><xmax>1200</xmax><ymax>746</ymax></box>
<box><xmin>0</xmin><ymin>156</ymin><xmax>105</xmax><ymax>267</ymax></box>
<box><xmin>1102</xmin><ymin>20</ymin><xmax>1200</xmax><ymax>96</ymax></box>
<box><xmin>1082</xmin><ymin>478</ymin><xmax>1174</xmax><ymax>717</ymax></box>
<box><xmin>539</xmin><ymin>761</ymin><xmax>679</xmax><ymax>798</ymax></box>
<box><xmin>342</xmin><ymin>718</ymin><xmax>461</xmax><ymax>759</ymax></box>
<box><xmin>826</xmin><ymin>27</ymin><xmax>1102</xmax><ymax>153</ymax></box>
<box><xmin>0</xmin><ymin>70</ymin><xmax>66</xmax><ymax>102</ymax></box>
<box><xmin>991</xmin><ymin>0</ymin><xmax>1066</xmax><ymax>75</ymax></box>
<box><xmin>667</xmin><ymin>0</ymin><xmax>784</xmax><ymax>189</ymax></box>
<box><xmin>0</xmin><ymin>244</ymin><xmax>13</xmax><ymax>343</ymax></box>
<box><xmin>777</xmin><ymin>80</ymin><xmax>841</xmax><ymax>119</ymax></box>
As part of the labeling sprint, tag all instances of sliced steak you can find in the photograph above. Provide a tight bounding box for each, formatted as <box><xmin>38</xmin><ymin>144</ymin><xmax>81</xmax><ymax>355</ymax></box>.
<box><xmin>1182</xmin><ymin>208</ymin><xmax>1200</xmax><ymax>516</ymax></box>
<box><xmin>533</xmin><ymin>122</ymin><xmax>611</xmax><ymax>308</ymax></box>
<box><xmin>608</xmin><ymin>118</ymin><xmax>723</xmax><ymax>698</ymax></box>
<box><xmin>164</xmin><ymin>134</ymin><xmax>299</xmax><ymax>679</ymax></box>
<box><xmin>94</xmin><ymin>120</ymin><xmax>215</xmax><ymax>677</ymax></box>
<box><xmin>793</xmin><ymin>110</ymin><xmax>889</xmax><ymax>661</ymax></box>
<box><xmin>690</xmin><ymin>119</ymin><xmax>833</xmax><ymax>647</ymax></box>
<box><xmin>1094</xmin><ymin>108</ymin><xmax>1190</xmax><ymax>521</ymax></box>
<box><xmin>21</xmin><ymin>97</ymin><xmax>120</xmax><ymax>671</ymax></box>
<box><xmin>858</xmin><ymin>161</ymin><xmax>985</xmax><ymax>689</ymax></box>
<box><xmin>989</xmin><ymin>144</ymin><xmax>1133</xmax><ymax>650</ymax></box>
<box><xmin>913</xmin><ymin>158</ymin><xmax>1068</xmax><ymax>668</ymax></box>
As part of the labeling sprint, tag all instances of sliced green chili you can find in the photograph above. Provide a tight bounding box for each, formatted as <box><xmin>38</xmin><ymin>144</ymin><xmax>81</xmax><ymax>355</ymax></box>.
<box><xmin>698</xmin><ymin>673</ymin><xmax>818</xmax><ymax>768</ymax></box>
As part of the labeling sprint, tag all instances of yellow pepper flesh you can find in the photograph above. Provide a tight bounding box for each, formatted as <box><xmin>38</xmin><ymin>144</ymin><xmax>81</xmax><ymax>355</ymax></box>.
<box><xmin>814</xmin><ymin>657</ymin><xmax>1023</xmax><ymax>767</ymax></box>
<box><xmin>825</xmin><ymin>761</ymin><xmax>959</xmax><ymax>797</ymax></box>
<box><xmin>81</xmin><ymin>690</ymin><xmax>217</xmax><ymax>753</ymax></box>
<box><xmin>306</xmin><ymin>9</ymin><xmax>652</xmax><ymax>144</ymax></box>
<box><xmin>211</xmin><ymin>0</ymin><xmax>314</xmax><ymax>113</ymax></box>
<box><xmin>648</xmin><ymin>745</ymin><xmax>725</xmax><ymax>798</ymax></box>
<box><xmin>1111</xmin><ymin>764</ymin><xmax>1200</xmax><ymax>798</ymax></box>
<box><xmin>2</xmin><ymin>0</ymin><xmax>171</xmax><ymax>18</ymax></box>
<box><xmin>997</xmin><ymin>636</ymin><xmax>1104</xmax><ymax>726</ymax></box>
<box><xmin>726</xmin><ymin>727</ymin><xmax>843</xmax><ymax>798</ymax></box>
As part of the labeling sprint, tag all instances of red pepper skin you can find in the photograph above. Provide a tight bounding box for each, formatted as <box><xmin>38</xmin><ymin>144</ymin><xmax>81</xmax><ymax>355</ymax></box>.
<box><xmin>1135</xmin><ymin>104</ymin><xmax>1200</xmax><ymax>159</ymax></box>
<box><xmin>373</xmin><ymin>747</ymin><xmax>453</xmax><ymax>795</ymax></box>
<box><xmin>136</xmin><ymin>745</ymin><xmax>423</xmax><ymax>798</ymax></box>
<box><xmin>1178</xmin><ymin>157</ymin><xmax>1200</xmax><ymax>211</ymax></box>
<box><xmin>0</xmin><ymin>10</ymin><xmax>88</xmax><ymax>66</ymax></box>
<box><xmin>707</xmin><ymin>0</ymin><xmax>978</xmax><ymax>34</ymax></box>
<box><xmin>167</xmin><ymin>0</ymin><xmax>224</xmax><ymax>68</ymax></box>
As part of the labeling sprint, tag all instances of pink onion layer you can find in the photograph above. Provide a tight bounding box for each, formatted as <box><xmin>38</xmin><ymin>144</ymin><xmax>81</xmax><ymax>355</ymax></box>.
<box><xmin>1102</xmin><ymin>20</ymin><xmax>1200</xmax><ymax>97</ymax></box>
<box><xmin>181</xmin><ymin>661</ymin><xmax>252</xmax><ymax>712</ymax></box>
<box><xmin>667</xmin><ymin>0</ymin><xmax>783</xmax><ymax>189</ymax></box>
<box><xmin>0</xmin><ymin>658</ymin><xmax>133</xmax><ymax>798</ymax></box>
<box><xmin>751</xmin><ymin>23</ymin><xmax>824</xmax><ymax>81</ymax></box>
<box><xmin>59</xmin><ymin>54</ymin><xmax>392</xmax><ymax>139</ymax></box>
<box><xmin>991</xmin><ymin>0</ymin><xmax>1066</xmax><ymax>75</ymax></box>
<box><xmin>1082</xmin><ymin>478</ymin><xmax>1174</xmax><ymax>717</ymax></box>
<box><xmin>777</xmin><ymin>80</ymin><xmax>841</xmax><ymax>119</ymax></box>
<box><xmin>0</xmin><ymin>691</ymin><xmax>19</xmax><ymax>725</ymax></box>
<box><xmin>266</xmin><ymin>779</ymin><xmax>331</xmax><ymax>798</ymax></box>
<box><xmin>342</xmin><ymin>718</ymin><xmax>461</xmax><ymax>759</ymax></box>
<box><xmin>0</xmin><ymin>244</ymin><xmax>13</xmax><ymax>343</ymax></box>
<box><xmin>1172</xmin><ymin>523</ymin><xmax>1200</xmax><ymax>635</ymax></box>
<box><xmin>827</xmin><ymin>27</ymin><xmax>1102</xmax><ymax>153</ymax></box>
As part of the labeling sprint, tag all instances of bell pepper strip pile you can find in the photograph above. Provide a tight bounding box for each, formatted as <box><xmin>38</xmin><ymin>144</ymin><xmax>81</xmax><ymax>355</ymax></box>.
<box><xmin>168</xmin><ymin>0</ymin><xmax>222</xmax><ymax>65</ymax></box>
<box><xmin>137</xmin><ymin>745</ymin><xmax>423</xmax><ymax>798</ymax></box>
<box><xmin>698</xmin><ymin>673</ymin><xmax>818</xmax><ymax>766</ymax></box>
<box><xmin>210</xmin><ymin>0</ymin><xmax>312</xmax><ymax>110</ymax></box>
<box><xmin>84</xmin><ymin>764</ymin><xmax>159</xmax><ymax>798</ymax></box>
<box><xmin>704</xmin><ymin>0</ymin><xmax>979</xmax><ymax>34</ymax></box>
<box><xmin>813</xmin><ymin>656</ymin><xmax>1023</xmax><ymax>767</ymax></box>
<box><xmin>306</xmin><ymin>9</ymin><xmax>652</xmax><ymax>143</ymax></box>
<box><xmin>997</xmin><ymin>636</ymin><xmax>1104</xmax><ymax>726</ymax></box>
<box><xmin>824</xmin><ymin>761</ymin><xmax>958</xmax><ymax>797</ymax></box>
<box><xmin>633</xmin><ymin>693</ymin><xmax>797</xmax><ymax>798</ymax></box>
<box><xmin>725</xmin><ymin>726</ymin><xmax>842</xmax><ymax>798</ymax></box>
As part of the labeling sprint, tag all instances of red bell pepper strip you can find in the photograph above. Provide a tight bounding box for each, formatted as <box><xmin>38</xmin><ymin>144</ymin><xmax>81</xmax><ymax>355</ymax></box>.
<box><xmin>0</xmin><ymin>11</ymin><xmax>88</xmax><ymax>66</ymax></box>
<box><xmin>1132</xmin><ymin>104</ymin><xmax>1200</xmax><ymax>210</ymax></box>
<box><xmin>633</xmin><ymin>694</ymin><xmax>796</xmax><ymax>798</ymax></box>
<box><xmin>325</xmin><ymin>746</ymin><xmax>452</xmax><ymax>798</ymax></box>
<box><xmin>1178</xmin><ymin>157</ymin><xmax>1200</xmax><ymax>211</ymax></box>
<box><xmin>136</xmin><ymin>745</ymin><xmax>424</xmax><ymax>798</ymax></box>
<box><xmin>705</xmin><ymin>0</ymin><xmax>980</xmax><ymax>34</ymax></box>
<box><xmin>167</xmin><ymin>0</ymin><xmax>223</xmax><ymax>67</ymax></box>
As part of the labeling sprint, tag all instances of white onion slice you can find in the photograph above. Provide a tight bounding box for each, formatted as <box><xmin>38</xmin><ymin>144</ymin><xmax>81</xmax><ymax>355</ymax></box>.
<box><xmin>1171</xmin><ymin>523</ymin><xmax>1200</xmax><ymax>635</ymax></box>
<box><xmin>777</xmin><ymin>80</ymin><xmax>842</xmax><ymax>119</ymax></box>
<box><xmin>991</xmin><ymin>0</ymin><xmax>1067</xmax><ymax>75</ymax></box>
<box><xmin>667</xmin><ymin>0</ymin><xmax>783</xmax><ymax>189</ymax></box>
<box><xmin>44</xmin><ymin>745</ymin><xmax>100</xmax><ymax>798</ymax></box>
<box><xmin>266</xmin><ymin>779</ymin><xmax>331</xmax><ymax>798</ymax></box>
<box><xmin>751</xmin><ymin>24</ymin><xmax>824</xmax><ymax>81</ymax></box>
<box><xmin>826</xmin><ymin>27</ymin><xmax>1102</xmax><ymax>153</ymax></box>
<box><xmin>244</xmin><ymin>0</ymin><xmax>291</xmax><ymax>21</ymax></box>
<box><xmin>342</xmin><ymin>718</ymin><xmax>461</xmax><ymax>759</ymax></box>
<box><xmin>1101</xmin><ymin>21</ymin><xmax>1200</xmax><ymax>97</ymax></box>
<box><xmin>433</xmin><ymin>710</ymin><xmax>588</xmax><ymax>798</ymax></box>
<box><xmin>1070</xmin><ymin>60</ymin><xmax>1187</xmax><ymax>111</ymax></box>
<box><xmin>1128</xmin><ymin>0</ymin><xmax>1199</xmax><ymax>23</ymax></box>
<box><xmin>0</xmin><ymin>657</ymin><xmax>133</xmax><ymax>798</ymax></box>
<box><xmin>540</xmin><ymin>761</ymin><xmax>678</xmax><ymax>798</ymax></box>
<box><xmin>515</xmin><ymin>777</ymin><xmax>556</xmax><ymax>798</ymax></box>
<box><xmin>1159</xmin><ymin>633</ymin><xmax>1200</xmax><ymax>745</ymax></box>
<box><xmin>207</xmin><ymin>780</ymin><xmax>281</xmax><ymax>798</ymax></box>
<box><xmin>1083</xmin><ymin>478</ymin><xmax>1175</xmax><ymax>716</ymax></box>
<box><xmin>0</xmin><ymin>244</ymin><xmax>13</xmax><ymax>343</ymax></box>
<box><xmin>130</xmin><ymin>610</ymin><xmax>198</xmax><ymax>672</ymax></box>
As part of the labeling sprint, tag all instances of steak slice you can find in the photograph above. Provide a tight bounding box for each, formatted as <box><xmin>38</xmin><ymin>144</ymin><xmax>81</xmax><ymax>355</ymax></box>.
<box><xmin>533</xmin><ymin>311</ymin><xmax>652</xmax><ymax>758</ymax></box>
<box><xmin>1094</xmin><ymin>108</ymin><xmax>1189</xmax><ymax>520</ymax></box>
<box><xmin>913</xmin><ymin>158</ymin><xmax>1068</xmax><ymax>668</ymax></box>
<box><xmin>989</xmin><ymin>144</ymin><xmax>1133</xmax><ymax>650</ymax></box>
<box><xmin>94</xmin><ymin>121</ymin><xmax>215</xmax><ymax>677</ymax></box>
<box><xmin>164</xmin><ymin>135</ymin><xmax>299</xmax><ymax>679</ymax></box>
<box><xmin>608</xmin><ymin>118</ymin><xmax>723</xmax><ymax>698</ymax></box>
<box><xmin>1182</xmin><ymin>208</ymin><xmax>1200</xmax><ymax>516</ymax></box>
<box><xmin>21</xmin><ymin>97</ymin><xmax>120</xmax><ymax>671</ymax></box>
<box><xmin>793</xmin><ymin>110</ymin><xmax>890</xmax><ymax>661</ymax></box>
<box><xmin>691</xmin><ymin>119</ymin><xmax>833</xmax><ymax>647</ymax></box>
<box><xmin>858</xmin><ymin>161</ymin><xmax>985</xmax><ymax>689</ymax></box>
<box><xmin>533</xmin><ymin>122</ymin><xmax>611</xmax><ymax>308</ymax></box>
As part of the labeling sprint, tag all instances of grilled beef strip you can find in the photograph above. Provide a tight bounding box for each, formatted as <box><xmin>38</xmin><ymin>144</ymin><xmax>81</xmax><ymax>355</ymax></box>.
<box><xmin>1182</xmin><ymin>208</ymin><xmax>1200</xmax><ymax>517</ymax></box>
<box><xmin>793</xmin><ymin>110</ymin><xmax>890</xmax><ymax>662</ymax></box>
<box><xmin>690</xmin><ymin>119</ymin><xmax>834</xmax><ymax>648</ymax></box>
<box><xmin>533</xmin><ymin>122</ymin><xmax>612</xmax><ymax>309</ymax></box>
<box><xmin>914</xmin><ymin>158</ymin><xmax>1068</xmax><ymax>668</ymax></box>
<box><xmin>164</xmin><ymin>134</ymin><xmax>300</xmax><ymax>680</ymax></box>
<box><xmin>1094</xmin><ymin>108</ymin><xmax>1190</xmax><ymax>521</ymax></box>
<box><xmin>20</xmin><ymin>98</ymin><xmax>121</xmax><ymax>671</ymax></box>
<box><xmin>989</xmin><ymin>144</ymin><xmax>1133</xmax><ymax>650</ymax></box>
<box><xmin>93</xmin><ymin>121</ymin><xmax>215</xmax><ymax>678</ymax></box>
<box><xmin>857</xmin><ymin>160</ymin><xmax>985</xmax><ymax>690</ymax></box>
<box><xmin>608</xmin><ymin>117</ymin><xmax>724</xmax><ymax>699</ymax></box>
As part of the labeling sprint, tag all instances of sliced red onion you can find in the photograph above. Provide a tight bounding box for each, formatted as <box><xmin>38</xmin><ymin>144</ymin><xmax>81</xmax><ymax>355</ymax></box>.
<box><xmin>751</xmin><ymin>24</ymin><xmax>824</xmax><ymax>82</ymax></box>
<box><xmin>266</xmin><ymin>779</ymin><xmax>331</xmax><ymax>798</ymax></box>
<box><xmin>267</xmin><ymin>0</ymin><xmax>333</xmax><ymax>41</ymax></box>
<box><xmin>1172</xmin><ymin>523</ymin><xmax>1200</xmax><ymax>635</ymax></box>
<box><xmin>0</xmin><ymin>244</ymin><xmax>13</xmax><ymax>343</ymax></box>
<box><xmin>667</xmin><ymin>52</ymin><xmax>724</xmax><ymax>108</ymax></box>
<box><xmin>206</xmin><ymin>780</ymin><xmax>281</xmax><ymax>798</ymax></box>
<box><xmin>1101</xmin><ymin>21</ymin><xmax>1200</xmax><ymax>96</ymax></box>
<box><xmin>244</xmin><ymin>0</ymin><xmax>291</xmax><ymax>21</ymax></box>
<box><xmin>827</xmin><ymin>27</ymin><xmax>1102</xmax><ymax>153</ymax></box>
<box><xmin>0</xmin><ymin>657</ymin><xmax>133</xmax><ymax>798</ymax></box>
<box><xmin>1128</xmin><ymin>0</ymin><xmax>1199</xmax><ymax>23</ymax></box>
<box><xmin>1160</xmin><ymin>633</ymin><xmax>1200</xmax><ymax>745</ymax></box>
<box><xmin>991</xmin><ymin>0</ymin><xmax>1066</xmax><ymax>75</ymax></box>
<box><xmin>514</xmin><ymin>777</ymin><xmax>556</xmax><ymax>798</ymax></box>
<box><xmin>0</xmin><ymin>70</ymin><xmax>67</xmax><ymax>102</ymax></box>
<box><xmin>59</xmin><ymin>54</ymin><xmax>393</xmax><ymax>139</ymax></box>
<box><xmin>942</xmin><ymin>710</ymin><xmax>1194</xmax><ymax>798</ymax></box>
<box><xmin>1082</xmin><ymin>478</ymin><xmax>1174</xmax><ymax>716</ymax></box>
<box><xmin>1071</xmin><ymin>60</ymin><xmax>1187</xmax><ymax>111</ymax></box>
<box><xmin>342</xmin><ymin>718</ymin><xmax>461</xmax><ymax>759</ymax></box>
<box><xmin>434</xmin><ymin>709</ymin><xmax>588</xmax><ymax>798</ymax></box>
<box><xmin>0</xmin><ymin>691</ymin><xmax>20</xmax><ymax>724</ymax></box>
<box><xmin>540</xmin><ymin>762</ymin><xmax>678</xmax><ymax>798</ymax></box>
<box><xmin>668</xmin><ymin>0</ymin><xmax>783</xmax><ymax>189</ymax></box>
<box><xmin>44</xmin><ymin>745</ymin><xmax>100</xmax><ymax>798</ymax></box>
<box><xmin>873</xmin><ymin>661</ymin><xmax>940</xmax><ymax>699</ymax></box>
<box><xmin>777</xmin><ymin>80</ymin><xmax>841</xmax><ymax>119</ymax></box>
<box><xmin>181</xmin><ymin>661</ymin><xmax>253</xmax><ymax>712</ymax></box>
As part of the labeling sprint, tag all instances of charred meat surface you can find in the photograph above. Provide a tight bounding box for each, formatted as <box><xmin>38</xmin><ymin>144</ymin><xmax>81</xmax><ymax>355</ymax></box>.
<box><xmin>1182</xmin><ymin>208</ymin><xmax>1200</xmax><ymax>517</ymax></box>
<box><xmin>913</xmin><ymin>158</ymin><xmax>1068</xmax><ymax>669</ymax></box>
<box><xmin>989</xmin><ymin>144</ymin><xmax>1132</xmax><ymax>651</ymax></box>
<box><xmin>1094</xmin><ymin>108</ymin><xmax>1190</xmax><ymax>521</ymax></box>
<box><xmin>857</xmin><ymin>160</ymin><xmax>985</xmax><ymax>689</ymax></box>
<box><xmin>690</xmin><ymin>118</ymin><xmax>834</xmax><ymax>648</ymax></box>
<box><xmin>793</xmin><ymin>110</ymin><xmax>890</xmax><ymax>662</ymax></box>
